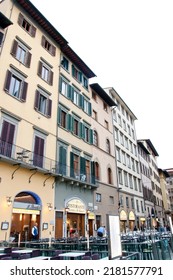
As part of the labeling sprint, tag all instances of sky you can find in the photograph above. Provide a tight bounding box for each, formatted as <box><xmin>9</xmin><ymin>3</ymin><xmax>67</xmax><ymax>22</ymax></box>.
<box><xmin>30</xmin><ymin>0</ymin><xmax>173</xmax><ymax>168</ymax></box>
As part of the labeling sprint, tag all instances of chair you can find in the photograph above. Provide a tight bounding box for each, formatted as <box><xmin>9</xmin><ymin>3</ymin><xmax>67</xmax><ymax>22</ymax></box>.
<box><xmin>81</xmin><ymin>255</ymin><xmax>92</xmax><ymax>260</ymax></box>
<box><xmin>91</xmin><ymin>253</ymin><xmax>100</xmax><ymax>260</ymax></box>
<box><xmin>11</xmin><ymin>252</ymin><xmax>22</xmax><ymax>260</ymax></box>
<box><xmin>31</xmin><ymin>249</ymin><xmax>41</xmax><ymax>257</ymax></box>
<box><xmin>1</xmin><ymin>256</ymin><xmax>12</xmax><ymax>260</ymax></box>
<box><xmin>4</xmin><ymin>247</ymin><xmax>12</xmax><ymax>253</ymax></box>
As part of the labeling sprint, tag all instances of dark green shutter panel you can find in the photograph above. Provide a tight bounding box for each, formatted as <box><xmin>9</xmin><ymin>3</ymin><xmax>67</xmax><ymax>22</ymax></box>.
<box><xmin>89</xmin><ymin>129</ymin><xmax>93</xmax><ymax>144</ymax></box>
<box><xmin>80</xmin><ymin>157</ymin><xmax>86</xmax><ymax>175</ymax></box>
<box><xmin>67</xmin><ymin>114</ymin><xmax>72</xmax><ymax>131</ymax></box>
<box><xmin>59</xmin><ymin>76</ymin><xmax>62</xmax><ymax>93</ymax></box>
<box><xmin>72</xmin><ymin>65</ymin><xmax>75</xmax><ymax>76</ymax></box>
<box><xmin>59</xmin><ymin>146</ymin><xmax>66</xmax><ymax>175</ymax></box>
<box><xmin>79</xmin><ymin>94</ymin><xmax>84</xmax><ymax>109</ymax></box>
<box><xmin>70</xmin><ymin>152</ymin><xmax>74</xmax><ymax>178</ymax></box>
<box><xmin>91</xmin><ymin>161</ymin><xmax>95</xmax><ymax>184</ymax></box>
<box><xmin>79</xmin><ymin>123</ymin><xmax>84</xmax><ymax>139</ymax></box>
<box><xmin>88</xmin><ymin>102</ymin><xmax>92</xmax><ymax>116</ymax></box>
<box><xmin>71</xmin><ymin>86</ymin><xmax>74</xmax><ymax>102</ymax></box>
<box><xmin>71</xmin><ymin>116</ymin><xmax>74</xmax><ymax>133</ymax></box>
<box><xmin>58</xmin><ymin>107</ymin><xmax>61</xmax><ymax>124</ymax></box>
<box><xmin>79</xmin><ymin>72</ymin><xmax>82</xmax><ymax>82</ymax></box>
<box><xmin>67</xmin><ymin>84</ymin><xmax>72</xmax><ymax>99</ymax></box>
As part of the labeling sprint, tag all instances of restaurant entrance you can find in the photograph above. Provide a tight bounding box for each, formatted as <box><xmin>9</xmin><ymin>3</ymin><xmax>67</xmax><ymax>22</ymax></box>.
<box><xmin>67</xmin><ymin>213</ymin><xmax>85</xmax><ymax>237</ymax></box>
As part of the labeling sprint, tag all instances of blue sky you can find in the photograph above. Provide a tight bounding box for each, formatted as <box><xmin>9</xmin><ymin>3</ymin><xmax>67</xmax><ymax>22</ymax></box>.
<box><xmin>31</xmin><ymin>0</ymin><xmax>173</xmax><ymax>168</ymax></box>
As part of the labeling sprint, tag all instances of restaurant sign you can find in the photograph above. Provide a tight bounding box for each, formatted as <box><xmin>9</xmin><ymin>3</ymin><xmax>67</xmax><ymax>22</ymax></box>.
<box><xmin>67</xmin><ymin>199</ymin><xmax>86</xmax><ymax>213</ymax></box>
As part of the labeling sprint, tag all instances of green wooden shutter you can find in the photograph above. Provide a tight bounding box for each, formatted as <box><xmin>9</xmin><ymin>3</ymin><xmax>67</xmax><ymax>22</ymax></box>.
<box><xmin>88</xmin><ymin>102</ymin><xmax>92</xmax><ymax>116</ymax></box>
<box><xmin>89</xmin><ymin>129</ymin><xmax>93</xmax><ymax>144</ymax></box>
<box><xmin>91</xmin><ymin>161</ymin><xmax>95</xmax><ymax>184</ymax></box>
<box><xmin>67</xmin><ymin>114</ymin><xmax>72</xmax><ymax>131</ymax></box>
<box><xmin>70</xmin><ymin>152</ymin><xmax>74</xmax><ymax>178</ymax></box>
<box><xmin>80</xmin><ymin>157</ymin><xmax>86</xmax><ymax>176</ymax></box>
<box><xmin>78</xmin><ymin>72</ymin><xmax>82</xmax><ymax>83</ymax></box>
<box><xmin>72</xmin><ymin>65</ymin><xmax>75</xmax><ymax>77</ymax></box>
<box><xmin>57</xmin><ymin>107</ymin><xmax>61</xmax><ymax>124</ymax></box>
<box><xmin>71</xmin><ymin>86</ymin><xmax>74</xmax><ymax>102</ymax></box>
<box><xmin>59</xmin><ymin>146</ymin><xmax>67</xmax><ymax>175</ymax></box>
<box><xmin>67</xmin><ymin>84</ymin><xmax>72</xmax><ymax>99</ymax></box>
<box><xmin>79</xmin><ymin>94</ymin><xmax>84</xmax><ymax>109</ymax></box>
<box><xmin>80</xmin><ymin>122</ymin><xmax>84</xmax><ymax>139</ymax></box>
<box><xmin>59</xmin><ymin>76</ymin><xmax>62</xmax><ymax>93</ymax></box>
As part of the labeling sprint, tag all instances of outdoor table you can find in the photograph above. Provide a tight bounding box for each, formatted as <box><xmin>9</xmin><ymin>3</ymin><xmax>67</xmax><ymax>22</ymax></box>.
<box><xmin>58</xmin><ymin>251</ymin><xmax>85</xmax><ymax>260</ymax></box>
<box><xmin>23</xmin><ymin>256</ymin><xmax>50</xmax><ymax>260</ymax></box>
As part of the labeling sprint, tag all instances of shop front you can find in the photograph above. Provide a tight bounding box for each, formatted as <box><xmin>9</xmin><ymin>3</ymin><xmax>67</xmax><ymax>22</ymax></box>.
<box><xmin>128</xmin><ymin>211</ymin><xmax>135</xmax><ymax>231</ymax></box>
<box><xmin>119</xmin><ymin>210</ymin><xmax>127</xmax><ymax>233</ymax></box>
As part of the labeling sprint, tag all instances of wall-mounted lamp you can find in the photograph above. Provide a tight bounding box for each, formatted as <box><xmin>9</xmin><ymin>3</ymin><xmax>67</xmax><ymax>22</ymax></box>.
<box><xmin>65</xmin><ymin>207</ymin><xmax>69</xmax><ymax>213</ymax></box>
<box><xmin>6</xmin><ymin>196</ymin><xmax>12</xmax><ymax>206</ymax></box>
<box><xmin>47</xmin><ymin>203</ymin><xmax>53</xmax><ymax>211</ymax></box>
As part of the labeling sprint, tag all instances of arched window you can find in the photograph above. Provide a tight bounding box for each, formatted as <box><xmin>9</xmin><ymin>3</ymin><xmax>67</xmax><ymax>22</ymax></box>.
<box><xmin>95</xmin><ymin>162</ymin><xmax>100</xmax><ymax>180</ymax></box>
<box><xmin>108</xmin><ymin>167</ymin><xmax>112</xmax><ymax>184</ymax></box>
<box><xmin>93</xmin><ymin>130</ymin><xmax>98</xmax><ymax>146</ymax></box>
<box><xmin>106</xmin><ymin>139</ymin><xmax>110</xmax><ymax>154</ymax></box>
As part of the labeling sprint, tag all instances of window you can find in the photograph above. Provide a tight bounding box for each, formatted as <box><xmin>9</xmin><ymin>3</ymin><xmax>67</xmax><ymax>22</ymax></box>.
<box><xmin>93</xmin><ymin>110</ymin><xmax>97</xmax><ymax>120</ymax></box>
<box><xmin>73</xmin><ymin>118</ymin><xmax>79</xmax><ymax>136</ymax></box>
<box><xmin>18</xmin><ymin>13</ymin><xmax>36</xmax><ymax>37</ymax></box>
<box><xmin>34</xmin><ymin>90</ymin><xmax>52</xmax><ymax>118</ymax></box>
<box><xmin>118</xmin><ymin>168</ymin><xmax>123</xmax><ymax>184</ymax></box>
<box><xmin>127</xmin><ymin>155</ymin><xmax>131</xmax><ymax>168</ymax></box>
<box><xmin>59</xmin><ymin>145</ymin><xmax>67</xmax><ymax>175</ymax></box>
<box><xmin>108</xmin><ymin>168</ymin><xmax>112</xmax><ymax>184</ymax></box>
<box><xmin>4</xmin><ymin>70</ymin><xmax>28</xmax><ymax>102</ymax></box>
<box><xmin>72</xmin><ymin>65</ymin><xmax>82</xmax><ymax>83</ymax></box>
<box><xmin>131</xmin><ymin>198</ymin><xmax>135</xmax><ymax>209</ymax></box>
<box><xmin>84</xmin><ymin>126</ymin><xmax>89</xmax><ymax>142</ymax></box>
<box><xmin>61</xmin><ymin>56</ymin><xmax>69</xmax><ymax>71</ymax></box>
<box><xmin>123</xmin><ymin>120</ymin><xmax>126</xmax><ymax>130</ymax></box>
<box><xmin>105</xmin><ymin>120</ymin><xmax>109</xmax><ymax>130</ymax></box>
<box><xmin>60</xmin><ymin>78</ymin><xmax>68</xmax><ymax>97</ymax></box>
<box><xmin>83</xmin><ymin>76</ymin><xmax>88</xmax><ymax>90</ymax></box>
<box><xmin>127</xmin><ymin>124</ymin><xmax>131</xmax><ymax>136</ymax></box>
<box><xmin>120</xmin><ymin>195</ymin><xmax>123</xmax><ymax>206</ymax></box>
<box><xmin>129</xmin><ymin>175</ymin><xmax>133</xmax><ymax>189</ymax></box>
<box><xmin>120</xmin><ymin>132</ymin><xmax>124</xmax><ymax>145</ymax></box>
<box><xmin>116</xmin><ymin>148</ymin><xmax>121</xmax><ymax>162</ymax></box>
<box><xmin>141</xmin><ymin>201</ymin><xmax>144</xmax><ymax>213</ymax></box>
<box><xmin>93</xmin><ymin>130</ymin><xmax>98</xmax><ymax>146</ymax></box>
<box><xmin>114</xmin><ymin>127</ymin><xmax>119</xmax><ymax>141</ymax></box>
<box><xmin>122</xmin><ymin>151</ymin><xmax>126</xmax><ymax>165</ymax></box>
<box><xmin>95</xmin><ymin>162</ymin><xmax>100</xmax><ymax>180</ymax></box>
<box><xmin>109</xmin><ymin>196</ymin><xmax>114</xmax><ymax>204</ymax></box>
<box><xmin>84</xmin><ymin>98</ymin><xmax>91</xmax><ymax>115</ymax></box>
<box><xmin>118</xmin><ymin>115</ymin><xmax>122</xmax><ymax>126</ymax></box>
<box><xmin>92</xmin><ymin>91</ymin><xmax>97</xmax><ymax>101</ymax></box>
<box><xmin>124</xmin><ymin>171</ymin><xmax>128</xmax><ymax>187</ymax></box>
<box><xmin>80</xmin><ymin>123</ymin><xmax>93</xmax><ymax>144</ymax></box>
<box><xmin>73</xmin><ymin>88</ymin><xmax>79</xmax><ymax>105</ymax></box>
<box><xmin>41</xmin><ymin>36</ymin><xmax>56</xmax><ymax>56</ymax></box>
<box><xmin>96</xmin><ymin>193</ymin><xmax>101</xmax><ymax>202</ymax></box>
<box><xmin>103</xmin><ymin>102</ymin><xmax>107</xmax><ymax>112</ymax></box>
<box><xmin>106</xmin><ymin>139</ymin><xmax>110</xmax><ymax>154</ymax></box>
<box><xmin>136</xmin><ymin>200</ymin><xmax>140</xmax><ymax>212</ymax></box>
<box><xmin>125</xmin><ymin>137</ymin><xmax>129</xmax><ymax>149</ymax></box>
<box><xmin>11</xmin><ymin>40</ymin><xmax>31</xmax><ymax>67</ymax></box>
<box><xmin>126</xmin><ymin>197</ymin><xmax>129</xmax><ymax>207</ymax></box>
<box><xmin>38</xmin><ymin>61</ymin><xmax>53</xmax><ymax>85</ymax></box>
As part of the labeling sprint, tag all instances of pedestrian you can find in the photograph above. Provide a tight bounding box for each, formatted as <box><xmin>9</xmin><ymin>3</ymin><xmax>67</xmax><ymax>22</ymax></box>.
<box><xmin>133</xmin><ymin>225</ymin><xmax>137</xmax><ymax>231</ymax></box>
<box><xmin>97</xmin><ymin>226</ymin><xmax>106</xmax><ymax>237</ymax></box>
<box><xmin>31</xmin><ymin>222</ymin><xmax>38</xmax><ymax>240</ymax></box>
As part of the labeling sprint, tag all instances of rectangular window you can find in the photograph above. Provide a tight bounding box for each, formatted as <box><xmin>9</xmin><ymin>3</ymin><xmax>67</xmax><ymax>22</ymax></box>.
<box><xmin>93</xmin><ymin>110</ymin><xmax>97</xmax><ymax>120</ymax></box>
<box><xmin>118</xmin><ymin>168</ymin><xmax>123</xmax><ymax>184</ymax></box>
<box><xmin>72</xmin><ymin>65</ymin><xmax>82</xmax><ymax>83</ymax></box>
<box><xmin>83</xmin><ymin>76</ymin><xmax>88</xmax><ymax>90</ymax></box>
<box><xmin>61</xmin><ymin>56</ymin><xmax>69</xmax><ymax>71</ymax></box>
<box><xmin>73</xmin><ymin>119</ymin><xmax>79</xmax><ymax>136</ymax></box>
<box><xmin>60</xmin><ymin>78</ymin><xmax>68</xmax><ymax>97</ymax></box>
<box><xmin>0</xmin><ymin>120</ymin><xmax>15</xmax><ymax>158</ymax></box>
<box><xmin>41</xmin><ymin>36</ymin><xmax>56</xmax><ymax>56</ymax></box>
<box><xmin>103</xmin><ymin>102</ymin><xmax>107</xmax><ymax>112</ymax></box>
<box><xmin>109</xmin><ymin>196</ymin><xmax>114</xmax><ymax>204</ymax></box>
<box><xmin>4</xmin><ymin>70</ymin><xmax>28</xmax><ymax>102</ymax></box>
<box><xmin>96</xmin><ymin>193</ymin><xmax>101</xmax><ymax>202</ymax></box>
<box><xmin>34</xmin><ymin>90</ymin><xmax>52</xmax><ymax>118</ymax></box>
<box><xmin>11</xmin><ymin>40</ymin><xmax>32</xmax><ymax>68</ymax></box>
<box><xmin>92</xmin><ymin>91</ymin><xmax>97</xmax><ymax>101</ymax></box>
<box><xmin>105</xmin><ymin>120</ymin><xmax>109</xmax><ymax>130</ymax></box>
<box><xmin>126</xmin><ymin>197</ymin><xmax>129</xmax><ymax>207</ymax></box>
<box><xmin>38</xmin><ymin>61</ymin><xmax>53</xmax><ymax>85</ymax></box>
<box><xmin>73</xmin><ymin>89</ymin><xmax>79</xmax><ymax>105</ymax></box>
<box><xmin>136</xmin><ymin>200</ymin><xmax>140</xmax><ymax>212</ymax></box>
<box><xmin>18</xmin><ymin>13</ymin><xmax>36</xmax><ymax>37</ymax></box>
<box><xmin>124</xmin><ymin>171</ymin><xmax>128</xmax><ymax>187</ymax></box>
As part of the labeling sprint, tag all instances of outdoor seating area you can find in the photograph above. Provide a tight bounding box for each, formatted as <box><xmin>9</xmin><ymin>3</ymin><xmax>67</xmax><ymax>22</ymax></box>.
<box><xmin>0</xmin><ymin>231</ymin><xmax>173</xmax><ymax>260</ymax></box>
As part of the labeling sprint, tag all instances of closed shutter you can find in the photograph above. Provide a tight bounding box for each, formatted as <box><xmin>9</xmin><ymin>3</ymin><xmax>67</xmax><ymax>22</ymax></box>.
<box><xmin>88</xmin><ymin>102</ymin><xmax>92</xmax><ymax>116</ymax></box>
<box><xmin>31</xmin><ymin>25</ymin><xmax>36</xmax><ymax>37</ymax></box>
<box><xmin>38</xmin><ymin>61</ymin><xmax>42</xmax><ymax>77</ymax></box>
<box><xmin>51</xmin><ymin>45</ymin><xmax>56</xmax><ymax>56</ymax></box>
<box><xmin>67</xmin><ymin>84</ymin><xmax>72</xmax><ymax>99</ymax></box>
<box><xmin>67</xmin><ymin>114</ymin><xmax>72</xmax><ymax>131</ymax></box>
<box><xmin>33</xmin><ymin>136</ymin><xmax>44</xmax><ymax>167</ymax></box>
<box><xmin>41</xmin><ymin>36</ymin><xmax>46</xmax><ymax>48</ymax></box>
<box><xmin>59</xmin><ymin>76</ymin><xmax>62</xmax><ymax>93</ymax></box>
<box><xmin>49</xmin><ymin>70</ymin><xmax>53</xmax><ymax>86</ymax></box>
<box><xmin>0</xmin><ymin>120</ymin><xmax>15</xmax><ymax>157</ymax></box>
<box><xmin>89</xmin><ymin>129</ymin><xmax>93</xmax><ymax>144</ymax></box>
<box><xmin>59</xmin><ymin>146</ymin><xmax>66</xmax><ymax>175</ymax></box>
<box><xmin>34</xmin><ymin>90</ymin><xmax>40</xmax><ymax>110</ymax></box>
<box><xmin>18</xmin><ymin>13</ymin><xmax>24</xmax><ymax>26</ymax></box>
<box><xmin>79</xmin><ymin>94</ymin><xmax>84</xmax><ymax>109</ymax></box>
<box><xmin>91</xmin><ymin>161</ymin><xmax>95</xmax><ymax>184</ymax></box>
<box><xmin>80</xmin><ymin>157</ymin><xmax>86</xmax><ymax>176</ymax></box>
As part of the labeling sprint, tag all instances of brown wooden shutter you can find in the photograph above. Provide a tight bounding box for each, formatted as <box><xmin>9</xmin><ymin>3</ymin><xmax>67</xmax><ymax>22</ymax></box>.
<box><xmin>47</xmin><ymin>99</ymin><xmax>52</xmax><ymax>118</ymax></box>
<box><xmin>31</xmin><ymin>25</ymin><xmax>36</xmax><ymax>37</ymax></box>
<box><xmin>25</xmin><ymin>51</ymin><xmax>32</xmax><ymax>68</ymax></box>
<box><xmin>18</xmin><ymin>13</ymin><xmax>24</xmax><ymax>26</ymax></box>
<box><xmin>38</xmin><ymin>61</ymin><xmax>42</xmax><ymax>77</ymax></box>
<box><xmin>11</xmin><ymin>40</ymin><xmax>18</xmax><ymax>57</ymax></box>
<box><xmin>41</xmin><ymin>36</ymin><xmax>46</xmax><ymax>47</ymax></box>
<box><xmin>20</xmin><ymin>81</ymin><xmax>28</xmax><ymax>102</ymax></box>
<box><xmin>0</xmin><ymin>32</ymin><xmax>4</xmax><ymax>46</ymax></box>
<box><xmin>4</xmin><ymin>70</ymin><xmax>12</xmax><ymax>92</ymax></box>
<box><xmin>34</xmin><ymin>90</ymin><xmax>40</xmax><ymax>110</ymax></box>
<box><xmin>49</xmin><ymin>70</ymin><xmax>53</xmax><ymax>85</ymax></box>
<box><xmin>51</xmin><ymin>45</ymin><xmax>56</xmax><ymax>56</ymax></box>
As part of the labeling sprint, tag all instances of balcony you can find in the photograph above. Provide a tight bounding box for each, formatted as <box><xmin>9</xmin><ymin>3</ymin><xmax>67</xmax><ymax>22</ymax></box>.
<box><xmin>0</xmin><ymin>140</ymin><xmax>97</xmax><ymax>188</ymax></box>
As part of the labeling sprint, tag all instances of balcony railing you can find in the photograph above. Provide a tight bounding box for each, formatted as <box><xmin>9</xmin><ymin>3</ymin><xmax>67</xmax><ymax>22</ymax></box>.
<box><xmin>0</xmin><ymin>140</ymin><xmax>96</xmax><ymax>187</ymax></box>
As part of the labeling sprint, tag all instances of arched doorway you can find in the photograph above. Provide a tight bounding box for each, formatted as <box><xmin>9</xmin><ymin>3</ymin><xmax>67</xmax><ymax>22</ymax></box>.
<box><xmin>10</xmin><ymin>191</ymin><xmax>42</xmax><ymax>242</ymax></box>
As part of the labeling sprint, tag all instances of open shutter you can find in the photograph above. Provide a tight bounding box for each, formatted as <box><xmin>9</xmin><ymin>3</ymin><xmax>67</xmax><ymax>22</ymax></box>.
<box><xmin>58</xmin><ymin>107</ymin><xmax>61</xmax><ymax>124</ymax></box>
<box><xmin>18</xmin><ymin>13</ymin><xmax>24</xmax><ymax>26</ymax></box>
<box><xmin>91</xmin><ymin>161</ymin><xmax>95</xmax><ymax>184</ymax></box>
<box><xmin>67</xmin><ymin>84</ymin><xmax>72</xmax><ymax>99</ymax></box>
<box><xmin>79</xmin><ymin>94</ymin><xmax>84</xmax><ymax>109</ymax></box>
<box><xmin>34</xmin><ymin>90</ymin><xmax>40</xmax><ymax>110</ymax></box>
<box><xmin>4</xmin><ymin>70</ymin><xmax>12</xmax><ymax>92</ymax></box>
<box><xmin>20</xmin><ymin>81</ymin><xmax>28</xmax><ymax>102</ymax></box>
<box><xmin>59</xmin><ymin>76</ymin><xmax>62</xmax><ymax>93</ymax></box>
<box><xmin>11</xmin><ymin>40</ymin><xmax>18</xmax><ymax>57</ymax></box>
<box><xmin>70</xmin><ymin>152</ymin><xmax>74</xmax><ymax>178</ymax></box>
<box><xmin>25</xmin><ymin>51</ymin><xmax>32</xmax><ymax>68</ymax></box>
<box><xmin>49</xmin><ymin>70</ymin><xmax>53</xmax><ymax>86</ymax></box>
<box><xmin>0</xmin><ymin>32</ymin><xmax>4</xmax><ymax>46</ymax></box>
<box><xmin>67</xmin><ymin>114</ymin><xmax>72</xmax><ymax>131</ymax></box>
<box><xmin>88</xmin><ymin>102</ymin><xmax>92</xmax><ymax>116</ymax></box>
<box><xmin>37</xmin><ymin>61</ymin><xmax>42</xmax><ymax>77</ymax></box>
<box><xmin>89</xmin><ymin>129</ymin><xmax>93</xmax><ymax>144</ymax></box>
<box><xmin>47</xmin><ymin>99</ymin><xmax>52</xmax><ymax>117</ymax></box>
<box><xmin>51</xmin><ymin>45</ymin><xmax>56</xmax><ymax>56</ymax></box>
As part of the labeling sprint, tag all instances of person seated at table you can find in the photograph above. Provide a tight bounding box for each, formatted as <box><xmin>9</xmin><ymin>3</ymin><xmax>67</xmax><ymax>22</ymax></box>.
<box><xmin>97</xmin><ymin>226</ymin><xmax>106</xmax><ymax>237</ymax></box>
